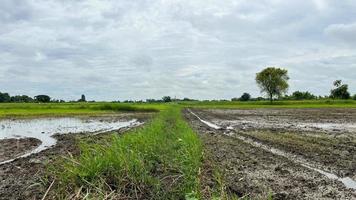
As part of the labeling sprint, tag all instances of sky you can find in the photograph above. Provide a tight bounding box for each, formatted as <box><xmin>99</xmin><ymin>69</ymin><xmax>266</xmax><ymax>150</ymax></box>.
<box><xmin>0</xmin><ymin>0</ymin><xmax>355</xmax><ymax>101</ymax></box>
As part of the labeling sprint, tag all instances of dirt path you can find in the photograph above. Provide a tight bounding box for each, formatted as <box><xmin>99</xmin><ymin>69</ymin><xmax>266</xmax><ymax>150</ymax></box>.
<box><xmin>184</xmin><ymin>109</ymin><xmax>356</xmax><ymax>199</ymax></box>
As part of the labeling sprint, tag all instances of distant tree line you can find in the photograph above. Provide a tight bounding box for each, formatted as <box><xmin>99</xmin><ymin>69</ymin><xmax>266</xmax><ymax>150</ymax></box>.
<box><xmin>0</xmin><ymin>93</ymin><xmax>89</xmax><ymax>103</ymax></box>
<box><xmin>0</xmin><ymin>92</ymin><xmax>59</xmax><ymax>103</ymax></box>
<box><xmin>117</xmin><ymin>97</ymin><xmax>197</xmax><ymax>103</ymax></box>
<box><xmin>0</xmin><ymin>92</ymin><xmax>36</xmax><ymax>103</ymax></box>
<box><xmin>1</xmin><ymin>70</ymin><xmax>356</xmax><ymax>103</ymax></box>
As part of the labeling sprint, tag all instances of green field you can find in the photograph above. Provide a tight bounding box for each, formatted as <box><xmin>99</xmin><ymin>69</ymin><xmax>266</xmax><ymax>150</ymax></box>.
<box><xmin>1</xmin><ymin>100</ymin><xmax>355</xmax><ymax>118</ymax></box>
<box><xmin>0</xmin><ymin>102</ymin><xmax>166</xmax><ymax>118</ymax></box>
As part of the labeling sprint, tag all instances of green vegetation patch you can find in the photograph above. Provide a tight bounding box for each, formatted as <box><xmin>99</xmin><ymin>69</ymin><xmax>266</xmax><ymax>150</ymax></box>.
<box><xmin>50</xmin><ymin>106</ymin><xmax>203</xmax><ymax>199</ymax></box>
<box><xmin>93</xmin><ymin>103</ymin><xmax>159</xmax><ymax>112</ymax></box>
<box><xmin>0</xmin><ymin>102</ymin><xmax>163</xmax><ymax>118</ymax></box>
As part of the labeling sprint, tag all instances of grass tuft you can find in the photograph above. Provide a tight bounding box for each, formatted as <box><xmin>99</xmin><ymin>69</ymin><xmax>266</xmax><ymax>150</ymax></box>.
<box><xmin>50</xmin><ymin>106</ymin><xmax>202</xmax><ymax>199</ymax></box>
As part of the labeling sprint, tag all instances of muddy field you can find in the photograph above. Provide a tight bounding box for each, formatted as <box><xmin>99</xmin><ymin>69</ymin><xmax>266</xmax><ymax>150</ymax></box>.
<box><xmin>0</xmin><ymin>113</ymin><xmax>152</xmax><ymax>200</ymax></box>
<box><xmin>185</xmin><ymin>108</ymin><xmax>356</xmax><ymax>199</ymax></box>
<box><xmin>1</xmin><ymin>108</ymin><xmax>356</xmax><ymax>199</ymax></box>
<box><xmin>0</xmin><ymin>138</ymin><xmax>41</xmax><ymax>163</ymax></box>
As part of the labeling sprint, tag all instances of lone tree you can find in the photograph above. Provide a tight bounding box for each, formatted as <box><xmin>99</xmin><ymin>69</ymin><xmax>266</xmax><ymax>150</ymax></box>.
<box><xmin>256</xmin><ymin>67</ymin><xmax>289</xmax><ymax>102</ymax></box>
<box><xmin>330</xmin><ymin>80</ymin><xmax>350</xmax><ymax>99</ymax></box>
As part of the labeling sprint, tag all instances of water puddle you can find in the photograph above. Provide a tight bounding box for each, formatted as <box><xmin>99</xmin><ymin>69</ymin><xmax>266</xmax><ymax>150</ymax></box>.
<box><xmin>188</xmin><ymin>110</ymin><xmax>222</xmax><ymax>130</ymax></box>
<box><xmin>0</xmin><ymin>117</ymin><xmax>141</xmax><ymax>165</ymax></box>
<box><xmin>189</xmin><ymin>110</ymin><xmax>356</xmax><ymax>190</ymax></box>
<box><xmin>302</xmin><ymin>164</ymin><xmax>356</xmax><ymax>190</ymax></box>
<box><xmin>297</xmin><ymin>122</ymin><xmax>356</xmax><ymax>132</ymax></box>
<box><xmin>221</xmin><ymin>119</ymin><xmax>356</xmax><ymax>134</ymax></box>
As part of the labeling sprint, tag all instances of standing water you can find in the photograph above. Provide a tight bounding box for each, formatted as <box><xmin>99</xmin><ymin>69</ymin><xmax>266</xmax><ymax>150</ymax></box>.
<box><xmin>0</xmin><ymin>117</ymin><xmax>140</xmax><ymax>164</ymax></box>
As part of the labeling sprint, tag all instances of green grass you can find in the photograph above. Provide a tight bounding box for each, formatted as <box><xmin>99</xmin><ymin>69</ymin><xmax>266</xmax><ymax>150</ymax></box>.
<box><xmin>1</xmin><ymin>99</ymin><xmax>355</xmax><ymax>118</ymax></box>
<box><xmin>179</xmin><ymin>99</ymin><xmax>356</xmax><ymax>109</ymax></box>
<box><xmin>50</xmin><ymin>106</ymin><xmax>203</xmax><ymax>199</ymax></box>
<box><xmin>0</xmin><ymin>102</ymin><xmax>165</xmax><ymax>118</ymax></box>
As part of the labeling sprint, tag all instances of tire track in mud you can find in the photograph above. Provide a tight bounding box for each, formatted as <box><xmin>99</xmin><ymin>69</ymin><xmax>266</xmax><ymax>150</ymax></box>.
<box><xmin>188</xmin><ymin>109</ymin><xmax>356</xmax><ymax>190</ymax></box>
<box><xmin>186</xmin><ymin>109</ymin><xmax>356</xmax><ymax>199</ymax></box>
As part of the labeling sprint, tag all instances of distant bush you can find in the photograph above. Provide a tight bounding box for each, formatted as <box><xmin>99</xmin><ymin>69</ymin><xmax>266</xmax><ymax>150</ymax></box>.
<box><xmin>162</xmin><ymin>96</ymin><xmax>171</xmax><ymax>102</ymax></box>
<box><xmin>232</xmin><ymin>93</ymin><xmax>251</xmax><ymax>101</ymax></box>
<box><xmin>78</xmin><ymin>94</ymin><xmax>86</xmax><ymax>102</ymax></box>
<box><xmin>182</xmin><ymin>97</ymin><xmax>195</xmax><ymax>101</ymax></box>
<box><xmin>0</xmin><ymin>92</ymin><xmax>11</xmax><ymax>102</ymax></box>
<box><xmin>239</xmin><ymin>93</ymin><xmax>251</xmax><ymax>101</ymax></box>
<box><xmin>353</xmin><ymin>94</ymin><xmax>356</xmax><ymax>100</ymax></box>
<box><xmin>290</xmin><ymin>91</ymin><xmax>316</xmax><ymax>100</ymax></box>
<box><xmin>146</xmin><ymin>99</ymin><xmax>163</xmax><ymax>103</ymax></box>
<box><xmin>34</xmin><ymin>95</ymin><xmax>51</xmax><ymax>103</ymax></box>
<box><xmin>254</xmin><ymin>97</ymin><xmax>265</xmax><ymax>101</ymax></box>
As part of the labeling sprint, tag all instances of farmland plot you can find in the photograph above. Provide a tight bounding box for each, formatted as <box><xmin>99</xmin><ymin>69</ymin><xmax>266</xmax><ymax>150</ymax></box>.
<box><xmin>0</xmin><ymin>113</ymin><xmax>151</xmax><ymax>200</ymax></box>
<box><xmin>185</xmin><ymin>108</ymin><xmax>356</xmax><ymax>199</ymax></box>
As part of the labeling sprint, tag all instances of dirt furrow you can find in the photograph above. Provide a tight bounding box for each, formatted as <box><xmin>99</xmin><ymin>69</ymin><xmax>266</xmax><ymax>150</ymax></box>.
<box><xmin>185</xmin><ymin>109</ymin><xmax>356</xmax><ymax>199</ymax></box>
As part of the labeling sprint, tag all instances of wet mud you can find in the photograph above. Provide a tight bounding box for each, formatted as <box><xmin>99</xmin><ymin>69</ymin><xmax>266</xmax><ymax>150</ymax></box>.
<box><xmin>0</xmin><ymin>138</ymin><xmax>41</xmax><ymax>163</ymax></box>
<box><xmin>185</xmin><ymin>108</ymin><xmax>356</xmax><ymax>199</ymax></box>
<box><xmin>0</xmin><ymin>113</ymin><xmax>152</xmax><ymax>200</ymax></box>
<box><xmin>0</xmin><ymin>114</ymin><xmax>148</xmax><ymax>164</ymax></box>
<box><xmin>192</xmin><ymin>109</ymin><xmax>356</xmax><ymax>178</ymax></box>
<box><xmin>198</xmin><ymin>108</ymin><xmax>356</xmax><ymax>135</ymax></box>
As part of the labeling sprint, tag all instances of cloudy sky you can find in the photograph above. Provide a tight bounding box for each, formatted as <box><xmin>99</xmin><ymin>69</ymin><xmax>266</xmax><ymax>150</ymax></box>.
<box><xmin>0</xmin><ymin>0</ymin><xmax>355</xmax><ymax>101</ymax></box>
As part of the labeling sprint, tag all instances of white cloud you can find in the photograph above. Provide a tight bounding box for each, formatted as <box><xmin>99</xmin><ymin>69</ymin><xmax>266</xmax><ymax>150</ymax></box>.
<box><xmin>0</xmin><ymin>0</ymin><xmax>355</xmax><ymax>100</ymax></box>
<box><xmin>325</xmin><ymin>22</ymin><xmax>356</xmax><ymax>44</ymax></box>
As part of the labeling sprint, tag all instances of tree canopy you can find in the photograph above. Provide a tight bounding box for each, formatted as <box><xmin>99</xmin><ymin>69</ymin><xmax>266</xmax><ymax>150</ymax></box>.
<box><xmin>239</xmin><ymin>93</ymin><xmax>251</xmax><ymax>101</ymax></box>
<box><xmin>0</xmin><ymin>92</ymin><xmax>11</xmax><ymax>102</ymax></box>
<box><xmin>162</xmin><ymin>96</ymin><xmax>172</xmax><ymax>102</ymax></box>
<box><xmin>78</xmin><ymin>94</ymin><xmax>86</xmax><ymax>102</ymax></box>
<box><xmin>256</xmin><ymin>67</ymin><xmax>289</xmax><ymax>102</ymax></box>
<box><xmin>330</xmin><ymin>80</ymin><xmax>350</xmax><ymax>99</ymax></box>
<box><xmin>34</xmin><ymin>95</ymin><xmax>51</xmax><ymax>103</ymax></box>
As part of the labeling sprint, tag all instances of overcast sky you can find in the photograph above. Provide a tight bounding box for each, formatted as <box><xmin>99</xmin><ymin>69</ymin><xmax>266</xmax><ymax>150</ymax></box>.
<box><xmin>0</xmin><ymin>0</ymin><xmax>355</xmax><ymax>101</ymax></box>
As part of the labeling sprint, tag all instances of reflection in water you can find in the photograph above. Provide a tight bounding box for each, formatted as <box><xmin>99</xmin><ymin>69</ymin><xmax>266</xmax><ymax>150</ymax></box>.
<box><xmin>0</xmin><ymin>117</ymin><xmax>140</xmax><ymax>164</ymax></box>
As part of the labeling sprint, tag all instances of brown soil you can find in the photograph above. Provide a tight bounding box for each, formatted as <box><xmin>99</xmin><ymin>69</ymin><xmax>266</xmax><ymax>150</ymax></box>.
<box><xmin>0</xmin><ymin>138</ymin><xmax>41</xmax><ymax>163</ymax></box>
<box><xmin>184</xmin><ymin>108</ymin><xmax>356</xmax><ymax>199</ymax></box>
<box><xmin>192</xmin><ymin>109</ymin><xmax>356</xmax><ymax>178</ymax></box>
